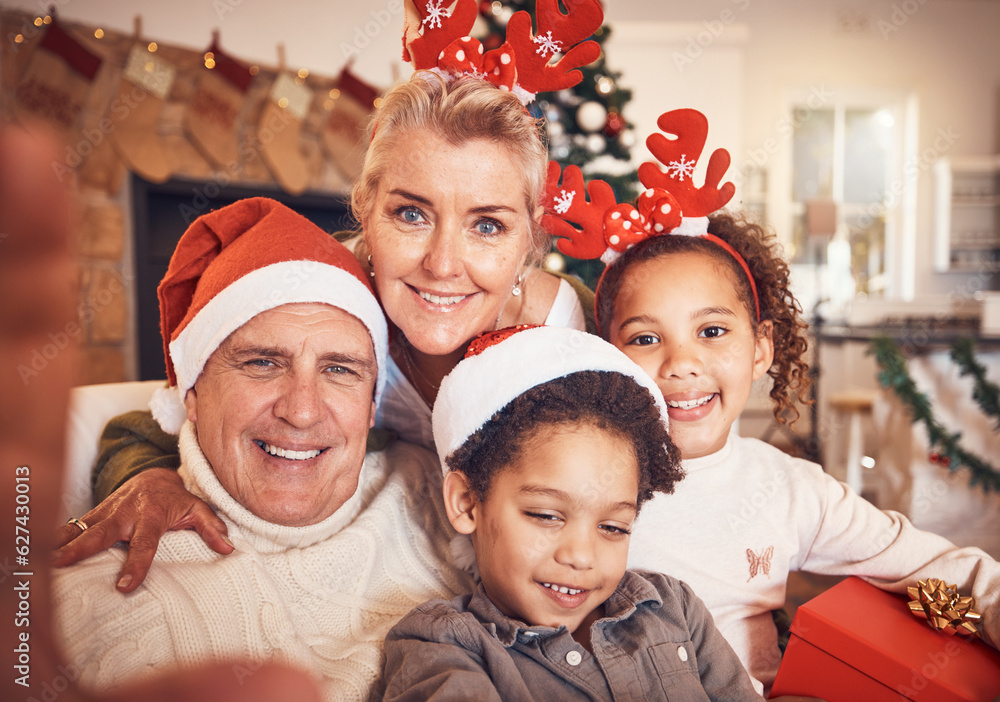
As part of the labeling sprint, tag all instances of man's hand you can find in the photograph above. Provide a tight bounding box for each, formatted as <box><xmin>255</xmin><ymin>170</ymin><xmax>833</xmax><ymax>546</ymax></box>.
<box><xmin>53</xmin><ymin>467</ymin><xmax>234</xmax><ymax>591</ymax></box>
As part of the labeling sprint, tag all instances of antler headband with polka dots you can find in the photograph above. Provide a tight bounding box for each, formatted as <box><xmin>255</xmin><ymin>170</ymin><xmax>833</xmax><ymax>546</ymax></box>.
<box><xmin>402</xmin><ymin>0</ymin><xmax>604</xmax><ymax>105</ymax></box>
<box><xmin>543</xmin><ymin>108</ymin><xmax>760</xmax><ymax>321</ymax></box>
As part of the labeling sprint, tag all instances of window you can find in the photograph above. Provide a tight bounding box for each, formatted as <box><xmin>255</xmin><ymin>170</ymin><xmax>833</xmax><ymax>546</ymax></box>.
<box><xmin>777</xmin><ymin>89</ymin><xmax>916</xmax><ymax>309</ymax></box>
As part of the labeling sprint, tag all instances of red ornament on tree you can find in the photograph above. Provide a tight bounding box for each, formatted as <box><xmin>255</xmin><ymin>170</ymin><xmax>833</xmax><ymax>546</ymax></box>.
<box><xmin>603</xmin><ymin>110</ymin><xmax>625</xmax><ymax>138</ymax></box>
<box><xmin>929</xmin><ymin>451</ymin><xmax>950</xmax><ymax>467</ymax></box>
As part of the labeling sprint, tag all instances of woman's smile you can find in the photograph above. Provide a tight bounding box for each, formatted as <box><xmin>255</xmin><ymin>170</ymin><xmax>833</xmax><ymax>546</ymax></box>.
<box><xmin>366</xmin><ymin>128</ymin><xmax>532</xmax><ymax>357</ymax></box>
<box><xmin>411</xmin><ymin>285</ymin><xmax>475</xmax><ymax>307</ymax></box>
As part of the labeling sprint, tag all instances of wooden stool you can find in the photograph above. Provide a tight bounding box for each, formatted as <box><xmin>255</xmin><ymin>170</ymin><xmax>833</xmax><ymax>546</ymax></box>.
<box><xmin>828</xmin><ymin>390</ymin><xmax>879</xmax><ymax>495</ymax></box>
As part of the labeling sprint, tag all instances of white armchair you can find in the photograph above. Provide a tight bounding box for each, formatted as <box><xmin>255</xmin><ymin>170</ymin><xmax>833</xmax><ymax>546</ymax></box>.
<box><xmin>61</xmin><ymin>380</ymin><xmax>164</xmax><ymax>522</ymax></box>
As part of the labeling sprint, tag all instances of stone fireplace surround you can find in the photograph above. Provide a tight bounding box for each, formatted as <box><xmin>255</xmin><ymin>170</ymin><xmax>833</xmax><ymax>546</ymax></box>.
<box><xmin>1</xmin><ymin>9</ymin><xmax>368</xmax><ymax>385</ymax></box>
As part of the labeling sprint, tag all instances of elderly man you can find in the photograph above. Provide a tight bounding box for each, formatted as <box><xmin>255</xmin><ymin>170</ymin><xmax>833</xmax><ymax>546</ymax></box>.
<box><xmin>54</xmin><ymin>199</ymin><xmax>469</xmax><ymax>700</ymax></box>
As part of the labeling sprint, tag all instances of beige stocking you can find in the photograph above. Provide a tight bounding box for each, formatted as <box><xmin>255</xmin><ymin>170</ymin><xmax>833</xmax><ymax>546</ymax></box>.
<box><xmin>13</xmin><ymin>19</ymin><xmax>101</xmax><ymax>145</ymax></box>
<box><xmin>107</xmin><ymin>44</ymin><xmax>176</xmax><ymax>183</ymax></box>
<box><xmin>258</xmin><ymin>73</ymin><xmax>312</xmax><ymax>195</ymax></box>
<box><xmin>183</xmin><ymin>41</ymin><xmax>251</xmax><ymax>171</ymax></box>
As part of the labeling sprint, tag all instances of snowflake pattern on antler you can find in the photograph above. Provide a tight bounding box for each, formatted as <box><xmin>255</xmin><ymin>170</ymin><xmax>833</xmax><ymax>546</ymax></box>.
<box><xmin>553</xmin><ymin>189</ymin><xmax>575</xmax><ymax>214</ymax></box>
<box><xmin>532</xmin><ymin>30</ymin><xmax>563</xmax><ymax>57</ymax></box>
<box><xmin>665</xmin><ymin>154</ymin><xmax>696</xmax><ymax>181</ymax></box>
<box><xmin>421</xmin><ymin>0</ymin><xmax>451</xmax><ymax>30</ymax></box>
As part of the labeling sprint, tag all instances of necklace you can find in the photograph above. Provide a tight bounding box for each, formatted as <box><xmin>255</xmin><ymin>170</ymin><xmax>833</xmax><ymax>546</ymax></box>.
<box><xmin>395</xmin><ymin>335</ymin><xmax>442</xmax><ymax>405</ymax></box>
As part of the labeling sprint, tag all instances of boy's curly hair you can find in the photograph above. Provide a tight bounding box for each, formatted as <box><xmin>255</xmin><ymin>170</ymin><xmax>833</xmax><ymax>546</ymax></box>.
<box><xmin>445</xmin><ymin>370</ymin><xmax>683</xmax><ymax>508</ymax></box>
<box><xmin>595</xmin><ymin>212</ymin><xmax>812</xmax><ymax>424</ymax></box>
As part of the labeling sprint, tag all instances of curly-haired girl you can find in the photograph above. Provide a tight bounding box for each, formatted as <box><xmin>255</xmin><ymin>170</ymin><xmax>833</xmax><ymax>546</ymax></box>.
<box><xmin>594</xmin><ymin>210</ymin><xmax>1000</xmax><ymax>695</ymax></box>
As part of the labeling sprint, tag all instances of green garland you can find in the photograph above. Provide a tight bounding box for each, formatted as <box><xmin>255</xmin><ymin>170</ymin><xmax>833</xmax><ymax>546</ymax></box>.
<box><xmin>868</xmin><ymin>337</ymin><xmax>1000</xmax><ymax>492</ymax></box>
<box><xmin>950</xmin><ymin>337</ymin><xmax>1000</xmax><ymax>428</ymax></box>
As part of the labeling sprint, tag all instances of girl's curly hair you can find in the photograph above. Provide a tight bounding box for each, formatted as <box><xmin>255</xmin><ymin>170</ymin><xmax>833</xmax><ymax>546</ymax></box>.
<box><xmin>445</xmin><ymin>370</ymin><xmax>682</xmax><ymax>508</ymax></box>
<box><xmin>595</xmin><ymin>212</ymin><xmax>812</xmax><ymax>424</ymax></box>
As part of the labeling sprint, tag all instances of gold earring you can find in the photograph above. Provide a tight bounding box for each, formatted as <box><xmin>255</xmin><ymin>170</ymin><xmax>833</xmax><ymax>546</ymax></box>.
<box><xmin>367</xmin><ymin>254</ymin><xmax>375</xmax><ymax>279</ymax></box>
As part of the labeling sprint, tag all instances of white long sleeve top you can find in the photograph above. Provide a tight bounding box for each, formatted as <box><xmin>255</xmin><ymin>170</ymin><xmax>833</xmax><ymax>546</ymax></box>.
<box><xmin>627</xmin><ymin>433</ymin><xmax>1000</xmax><ymax>694</ymax></box>
<box><xmin>54</xmin><ymin>423</ymin><xmax>471</xmax><ymax>701</ymax></box>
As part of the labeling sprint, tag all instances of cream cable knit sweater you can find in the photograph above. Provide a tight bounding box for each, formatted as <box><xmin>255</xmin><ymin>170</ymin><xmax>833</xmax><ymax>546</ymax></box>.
<box><xmin>55</xmin><ymin>423</ymin><xmax>471</xmax><ymax>701</ymax></box>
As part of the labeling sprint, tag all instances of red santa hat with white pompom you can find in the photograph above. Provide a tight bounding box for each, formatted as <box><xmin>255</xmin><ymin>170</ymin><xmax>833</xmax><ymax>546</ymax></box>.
<box><xmin>149</xmin><ymin>197</ymin><xmax>388</xmax><ymax>434</ymax></box>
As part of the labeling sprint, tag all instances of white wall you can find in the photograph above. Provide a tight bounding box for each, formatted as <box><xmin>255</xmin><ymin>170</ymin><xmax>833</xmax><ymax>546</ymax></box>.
<box><xmin>605</xmin><ymin>0</ymin><xmax>1000</xmax><ymax>298</ymax></box>
<box><xmin>2</xmin><ymin>0</ymin><xmax>413</xmax><ymax>86</ymax></box>
<box><xmin>8</xmin><ymin>0</ymin><xmax>999</xmax><ymax>296</ymax></box>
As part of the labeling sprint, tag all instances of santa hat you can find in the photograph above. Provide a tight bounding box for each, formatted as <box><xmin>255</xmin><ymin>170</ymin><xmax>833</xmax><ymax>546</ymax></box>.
<box><xmin>432</xmin><ymin>324</ymin><xmax>669</xmax><ymax>471</ymax></box>
<box><xmin>149</xmin><ymin>197</ymin><xmax>388</xmax><ymax>434</ymax></box>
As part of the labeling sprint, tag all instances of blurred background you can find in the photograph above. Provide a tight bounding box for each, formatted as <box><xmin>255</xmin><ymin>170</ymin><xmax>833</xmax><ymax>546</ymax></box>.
<box><xmin>3</xmin><ymin>0</ymin><xmax>998</xmax><ymax>578</ymax></box>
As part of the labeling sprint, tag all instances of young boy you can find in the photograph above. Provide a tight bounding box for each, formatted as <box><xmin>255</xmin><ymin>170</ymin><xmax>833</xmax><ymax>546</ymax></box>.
<box><xmin>381</xmin><ymin>325</ymin><xmax>762</xmax><ymax>701</ymax></box>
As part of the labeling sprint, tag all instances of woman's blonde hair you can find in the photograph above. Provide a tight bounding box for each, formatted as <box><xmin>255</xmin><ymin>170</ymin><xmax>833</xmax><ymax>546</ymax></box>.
<box><xmin>350</xmin><ymin>72</ymin><xmax>550</xmax><ymax>265</ymax></box>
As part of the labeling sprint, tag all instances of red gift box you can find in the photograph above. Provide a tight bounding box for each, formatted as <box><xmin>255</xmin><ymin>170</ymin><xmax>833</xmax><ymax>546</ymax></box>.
<box><xmin>771</xmin><ymin>576</ymin><xmax>1000</xmax><ymax>701</ymax></box>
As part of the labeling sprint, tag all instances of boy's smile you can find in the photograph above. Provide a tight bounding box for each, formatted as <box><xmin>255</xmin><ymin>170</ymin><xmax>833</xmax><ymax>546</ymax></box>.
<box><xmin>608</xmin><ymin>251</ymin><xmax>773</xmax><ymax>460</ymax></box>
<box><xmin>458</xmin><ymin>423</ymin><xmax>639</xmax><ymax>642</ymax></box>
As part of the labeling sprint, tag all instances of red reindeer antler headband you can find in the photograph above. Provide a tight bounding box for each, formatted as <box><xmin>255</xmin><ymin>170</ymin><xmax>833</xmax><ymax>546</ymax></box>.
<box><xmin>402</xmin><ymin>0</ymin><xmax>604</xmax><ymax>104</ymax></box>
<box><xmin>543</xmin><ymin>108</ymin><xmax>760</xmax><ymax>321</ymax></box>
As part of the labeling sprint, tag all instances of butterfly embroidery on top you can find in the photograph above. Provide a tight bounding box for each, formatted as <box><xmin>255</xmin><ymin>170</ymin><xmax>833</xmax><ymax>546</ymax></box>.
<box><xmin>746</xmin><ymin>546</ymin><xmax>774</xmax><ymax>582</ymax></box>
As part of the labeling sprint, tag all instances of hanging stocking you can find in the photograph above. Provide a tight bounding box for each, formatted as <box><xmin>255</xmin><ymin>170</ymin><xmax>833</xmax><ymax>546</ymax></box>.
<box><xmin>258</xmin><ymin>49</ymin><xmax>313</xmax><ymax>195</ymax></box>
<box><xmin>182</xmin><ymin>33</ymin><xmax>253</xmax><ymax>170</ymax></box>
<box><xmin>14</xmin><ymin>17</ymin><xmax>102</xmax><ymax>143</ymax></box>
<box><xmin>107</xmin><ymin>43</ymin><xmax>176</xmax><ymax>183</ymax></box>
<box><xmin>322</xmin><ymin>64</ymin><xmax>378</xmax><ymax>181</ymax></box>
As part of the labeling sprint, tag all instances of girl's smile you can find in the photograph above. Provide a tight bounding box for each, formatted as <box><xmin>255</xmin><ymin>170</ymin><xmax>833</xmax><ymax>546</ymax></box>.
<box><xmin>608</xmin><ymin>251</ymin><xmax>773</xmax><ymax>459</ymax></box>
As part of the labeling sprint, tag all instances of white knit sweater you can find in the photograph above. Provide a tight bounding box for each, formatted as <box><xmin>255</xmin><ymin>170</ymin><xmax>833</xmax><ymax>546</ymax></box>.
<box><xmin>627</xmin><ymin>433</ymin><xmax>1000</xmax><ymax>695</ymax></box>
<box><xmin>54</xmin><ymin>423</ymin><xmax>471</xmax><ymax>701</ymax></box>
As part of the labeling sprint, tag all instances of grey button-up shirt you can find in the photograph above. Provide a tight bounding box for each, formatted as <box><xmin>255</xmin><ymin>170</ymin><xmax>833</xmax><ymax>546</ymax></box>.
<box><xmin>383</xmin><ymin>570</ymin><xmax>762</xmax><ymax>701</ymax></box>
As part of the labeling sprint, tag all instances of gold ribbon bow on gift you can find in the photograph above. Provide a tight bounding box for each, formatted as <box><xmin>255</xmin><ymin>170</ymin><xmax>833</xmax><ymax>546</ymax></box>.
<box><xmin>906</xmin><ymin>578</ymin><xmax>983</xmax><ymax>637</ymax></box>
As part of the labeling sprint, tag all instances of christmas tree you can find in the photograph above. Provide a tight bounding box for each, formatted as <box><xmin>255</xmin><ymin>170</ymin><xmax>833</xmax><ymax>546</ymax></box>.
<box><xmin>475</xmin><ymin>0</ymin><xmax>638</xmax><ymax>286</ymax></box>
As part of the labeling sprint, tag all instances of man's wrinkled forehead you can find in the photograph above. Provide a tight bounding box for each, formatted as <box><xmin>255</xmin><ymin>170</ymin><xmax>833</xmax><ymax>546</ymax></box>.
<box><xmin>215</xmin><ymin>302</ymin><xmax>377</xmax><ymax>370</ymax></box>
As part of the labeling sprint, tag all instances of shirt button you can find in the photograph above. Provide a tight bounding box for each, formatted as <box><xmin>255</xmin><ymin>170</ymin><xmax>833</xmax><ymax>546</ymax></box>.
<box><xmin>566</xmin><ymin>650</ymin><xmax>582</xmax><ymax>666</ymax></box>
<box><xmin>677</xmin><ymin>646</ymin><xmax>689</xmax><ymax>662</ymax></box>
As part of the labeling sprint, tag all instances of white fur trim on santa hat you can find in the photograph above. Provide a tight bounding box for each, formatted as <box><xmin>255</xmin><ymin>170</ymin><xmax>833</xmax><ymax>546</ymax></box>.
<box><xmin>149</xmin><ymin>384</ymin><xmax>189</xmax><ymax>436</ymax></box>
<box><xmin>151</xmin><ymin>260</ymin><xmax>388</xmax><ymax>434</ymax></box>
<box><xmin>431</xmin><ymin>326</ymin><xmax>669</xmax><ymax>472</ymax></box>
